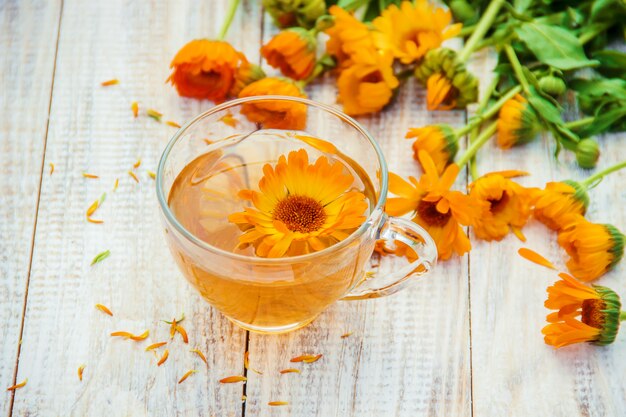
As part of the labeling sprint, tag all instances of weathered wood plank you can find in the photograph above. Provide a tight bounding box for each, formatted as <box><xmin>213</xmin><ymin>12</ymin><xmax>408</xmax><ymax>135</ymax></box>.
<box><xmin>469</xmin><ymin>54</ymin><xmax>626</xmax><ymax>416</ymax></box>
<box><xmin>0</xmin><ymin>0</ymin><xmax>62</xmax><ymax>413</ymax></box>
<box><xmin>242</xmin><ymin>26</ymin><xmax>472</xmax><ymax>416</ymax></box>
<box><xmin>11</xmin><ymin>1</ymin><xmax>262</xmax><ymax>415</ymax></box>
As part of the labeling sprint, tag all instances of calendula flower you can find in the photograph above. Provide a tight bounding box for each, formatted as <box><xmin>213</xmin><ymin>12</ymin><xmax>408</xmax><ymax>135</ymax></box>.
<box><xmin>261</xmin><ymin>28</ymin><xmax>317</xmax><ymax>80</ymax></box>
<box><xmin>386</xmin><ymin>151</ymin><xmax>482</xmax><ymax>260</ymax></box>
<box><xmin>337</xmin><ymin>49</ymin><xmax>399</xmax><ymax>116</ymax></box>
<box><xmin>543</xmin><ymin>272</ymin><xmax>623</xmax><ymax>348</ymax></box>
<box><xmin>414</xmin><ymin>49</ymin><xmax>478</xmax><ymax>110</ymax></box>
<box><xmin>496</xmin><ymin>94</ymin><xmax>541</xmax><ymax>149</ymax></box>
<box><xmin>557</xmin><ymin>215</ymin><xmax>624</xmax><ymax>281</ymax></box>
<box><xmin>238</xmin><ymin>77</ymin><xmax>307</xmax><ymax>129</ymax></box>
<box><xmin>406</xmin><ymin>125</ymin><xmax>458</xmax><ymax>174</ymax></box>
<box><xmin>534</xmin><ymin>181</ymin><xmax>589</xmax><ymax>231</ymax></box>
<box><xmin>262</xmin><ymin>0</ymin><xmax>326</xmax><ymax>29</ymax></box>
<box><xmin>228</xmin><ymin>149</ymin><xmax>368</xmax><ymax>257</ymax></box>
<box><xmin>325</xmin><ymin>6</ymin><xmax>375</xmax><ymax>69</ymax></box>
<box><xmin>167</xmin><ymin>39</ymin><xmax>250</xmax><ymax>102</ymax></box>
<box><xmin>373</xmin><ymin>1</ymin><xmax>461</xmax><ymax>64</ymax></box>
<box><xmin>469</xmin><ymin>171</ymin><xmax>536</xmax><ymax>241</ymax></box>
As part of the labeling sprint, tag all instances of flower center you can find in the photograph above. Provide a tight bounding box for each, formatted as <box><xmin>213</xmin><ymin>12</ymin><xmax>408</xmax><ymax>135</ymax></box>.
<box><xmin>273</xmin><ymin>195</ymin><xmax>327</xmax><ymax>233</ymax></box>
<box><xmin>488</xmin><ymin>191</ymin><xmax>510</xmax><ymax>214</ymax></box>
<box><xmin>581</xmin><ymin>299</ymin><xmax>606</xmax><ymax>329</ymax></box>
<box><xmin>416</xmin><ymin>200</ymin><xmax>451</xmax><ymax>227</ymax></box>
<box><xmin>362</xmin><ymin>70</ymin><xmax>383</xmax><ymax>84</ymax></box>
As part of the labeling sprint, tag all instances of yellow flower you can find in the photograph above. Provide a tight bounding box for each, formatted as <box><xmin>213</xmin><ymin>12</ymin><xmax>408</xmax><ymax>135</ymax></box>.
<box><xmin>543</xmin><ymin>273</ymin><xmax>622</xmax><ymax>348</ymax></box>
<box><xmin>534</xmin><ymin>181</ymin><xmax>589</xmax><ymax>231</ymax></box>
<box><xmin>557</xmin><ymin>215</ymin><xmax>625</xmax><ymax>282</ymax></box>
<box><xmin>496</xmin><ymin>94</ymin><xmax>541</xmax><ymax>149</ymax></box>
<box><xmin>261</xmin><ymin>28</ymin><xmax>317</xmax><ymax>80</ymax></box>
<box><xmin>238</xmin><ymin>77</ymin><xmax>307</xmax><ymax>130</ymax></box>
<box><xmin>230</xmin><ymin>61</ymin><xmax>266</xmax><ymax>96</ymax></box>
<box><xmin>469</xmin><ymin>171</ymin><xmax>536</xmax><ymax>241</ymax></box>
<box><xmin>228</xmin><ymin>149</ymin><xmax>368</xmax><ymax>258</ymax></box>
<box><xmin>373</xmin><ymin>0</ymin><xmax>461</xmax><ymax>64</ymax></box>
<box><xmin>414</xmin><ymin>48</ymin><xmax>478</xmax><ymax>111</ymax></box>
<box><xmin>167</xmin><ymin>39</ymin><xmax>249</xmax><ymax>103</ymax></box>
<box><xmin>386</xmin><ymin>151</ymin><xmax>482</xmax><ymax>260</ymax></box>
<box><xmin>337</xmin><ymin>49</ymin><xmax>399</xmax><ymax>116</ymax></box>
<box><xmin>406</xmin><ymin>125</ymin><xmax>458</xmax><ymax>174</ymax></box>
<box><xmin>325</xmin><ymin>6</ymin><xmax>375</xmax><ymax>69</ymax></box>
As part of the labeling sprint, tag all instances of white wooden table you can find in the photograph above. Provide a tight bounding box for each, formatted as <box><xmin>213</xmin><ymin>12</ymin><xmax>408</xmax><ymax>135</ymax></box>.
<box><xmin>2</xmin><ymin>1</ymin><xmax>626</xmax><ymax>416</ymax></box>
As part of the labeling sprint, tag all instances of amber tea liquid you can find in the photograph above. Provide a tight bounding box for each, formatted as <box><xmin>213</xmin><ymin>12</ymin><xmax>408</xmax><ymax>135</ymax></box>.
<box><xmin>167</xmin><ymin>131</ymin><xmax>378</xmax><ymax>332</ymax></box>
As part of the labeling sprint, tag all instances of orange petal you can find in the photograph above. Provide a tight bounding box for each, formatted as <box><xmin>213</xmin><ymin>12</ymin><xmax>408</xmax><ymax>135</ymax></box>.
<box><xmin>518</xmin><ymin>248</ymin><xmax>556</xmax><ymax>270</ymax></box>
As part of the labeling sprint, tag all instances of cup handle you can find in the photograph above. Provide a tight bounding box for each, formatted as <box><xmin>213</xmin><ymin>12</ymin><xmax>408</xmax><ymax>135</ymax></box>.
<box><xmin>341</xmin><ymin>215</ymin><xmax>438</xmax><ymax>300</ymax></box>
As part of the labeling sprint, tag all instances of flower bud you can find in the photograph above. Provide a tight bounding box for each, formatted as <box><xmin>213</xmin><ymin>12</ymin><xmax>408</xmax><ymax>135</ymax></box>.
<box><xmin>576</xmin><ymin>138</ymin><xmax>600</xmax><ymax>169</ymax></box>
<box><xmin>539</xmin><ymin>75</ymin><xmax>566</xmax><ymax>97</ymax></box>
<box><xmin>262</xmin><ymin>0</ymin><xmax>326</xmax><ymax>29</ymax></box>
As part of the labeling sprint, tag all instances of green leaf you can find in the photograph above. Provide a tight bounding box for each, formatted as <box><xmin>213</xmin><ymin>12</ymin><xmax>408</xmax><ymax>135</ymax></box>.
<box><xmin>592</xmin><ymin>50</ymin><xmax>626</xmax><ymax>79</ymax></box>
<box><xmin>527</xmin><ymin>92</ymin><xmax>562</xmax><ymax>125</ymax></box>
<box><xmin>337</xmin><ymin>0</ymin><xmax>370</xmax><ymax>11</ymax></box>
<box><xmin>590</xmin><ymin>0</ymin><xmax>626</xmax><ymax>22</ymax></box>
<box><xmin>576</xmin><ymin>108</ymin><xmax>626</xmax><ymax>137</ymax></box>
<box><xmin>515</xmin><ymin>22</ymin><xmax>598</xmax><ymax>70</ymax></box>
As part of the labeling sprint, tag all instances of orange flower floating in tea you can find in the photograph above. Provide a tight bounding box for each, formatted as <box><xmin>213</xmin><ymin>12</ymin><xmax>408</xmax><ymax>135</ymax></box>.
<box><xmin>228</xmin><ymin>149</ymin><xmax>368</xmax><ymax>258</ymax></box>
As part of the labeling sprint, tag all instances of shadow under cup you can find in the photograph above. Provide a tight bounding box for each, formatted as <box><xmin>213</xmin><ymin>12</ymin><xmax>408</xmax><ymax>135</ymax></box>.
<box><xmin>157</xmin><ymin>96</ymin><xmax>389</xmax><ymax>334</ymax></box>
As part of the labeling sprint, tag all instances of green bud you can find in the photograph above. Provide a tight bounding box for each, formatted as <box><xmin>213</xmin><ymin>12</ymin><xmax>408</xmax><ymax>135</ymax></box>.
<box><xmin>576</xmin><ymin>138</ymin><xmax>600</xmax><ymax>169</ymax></box>
<box><xmin>448</xmin><ymin>0</ymin><xmax>476</xmax><ymax>23</ymax></box>
<box><xmin>539</xmin><ymin>75</ymin><xmax>567</xmax><ymax>97</ymax></box>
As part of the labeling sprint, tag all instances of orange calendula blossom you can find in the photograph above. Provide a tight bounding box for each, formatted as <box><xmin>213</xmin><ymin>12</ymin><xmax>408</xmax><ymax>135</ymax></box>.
<box><xmin>406</xmin><ymin>125</ymin><xmax>458</xmax><ymax>174</ymax></box>
<box><xmin>496</xmin><ymin>94</ymin><xmax>540</xmax><ymax>149</ymax></box>
<box><xmin>228</xmin><ymin>149</ymin><xmax>368</xmax><ymax>258</ymax></box>
<box><xmin>469</xmin><ymin>171</ymin><xmax>536</xmax><ymax>241</ymax></box>
<box><xmin>373</xmin><ymin>239</ymin><xmax>419</xmax><ymax>263</ymax></box>
<box><xmin>373</xmin><ymin>0</ymin><xmax>461</xmax><ymax>64</ymax></box>
<box><xmin>337</xmin><ymin>49</ymin><xmax>399</xmax><ymax>116</ymax></box>
<box><xmin>534</xmin><ymin>180</ymin><xmax>589</xmax><ymax>230</ymax></box>
<box><xmin>557</xmin><ymin>215</ymin><xmax>624</xmax><ymax>282</ymax></box>
<box><xmin>386</xmin><ymin>151</ymin><xmax>482</xmax><ymax>260</ymax></box>
<box><xmin>543</xmin><ymin>272</ymin><xmax>624</xmax><ymax>348</ymax></box>
<box><xmin>325</xmin><ymin>6</ymin><xmax>375</xmax><ymax>69</ymax></box>
<box><xmin>238</xmin><ymin>77</ymin><xmax>307</xmax><ymax>130</ymax></box>
<box><xmin>261</xmin><ymin>28</ymin><xmax>316</xmax><ymax>80</ymax></box>
<box><xmin>167</xmin><ymin>39</ymin><xmax>252</xmax><ymax>102</ymax></box>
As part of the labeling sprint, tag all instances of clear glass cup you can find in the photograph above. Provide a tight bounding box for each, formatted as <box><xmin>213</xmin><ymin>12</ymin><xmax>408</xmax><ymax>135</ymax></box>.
<box><xmin>156</xmin><ymin>96</ymin><xmax>437</xmax><ymax>334</ymax></box>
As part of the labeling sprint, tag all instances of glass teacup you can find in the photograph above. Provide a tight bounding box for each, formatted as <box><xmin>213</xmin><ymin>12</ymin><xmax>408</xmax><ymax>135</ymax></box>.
<box><xmin>156</xmin><ymin>96</ymin><xmax>437</xmax><ymax>334</ymax></box>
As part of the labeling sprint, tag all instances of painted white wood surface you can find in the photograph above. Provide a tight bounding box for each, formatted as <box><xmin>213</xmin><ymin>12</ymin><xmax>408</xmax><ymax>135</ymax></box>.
<box><xmin>0</xmin><ymin>1</ymin><xmax>62</xmax><ymax>415</ymax></box>
<box><xmin>9</xmin><ymin>1</ymin><xmax>261</xmax><ymax>416</ymax></box>
<box><xmin>1</xmin><ymin>1</ymin><xmax>625</xmax><ymax>416</ymax></box>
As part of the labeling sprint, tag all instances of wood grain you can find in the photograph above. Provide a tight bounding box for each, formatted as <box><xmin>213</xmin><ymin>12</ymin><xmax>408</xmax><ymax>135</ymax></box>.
<box><xmin>10</xmin><ymin>1</ymin><xmax>261</xmax><ymax>415</ymax></box>
<box><xmin>242</xmin><ymin>28</ymin><xmax>472</xmax><ymax>416</ymax></box>
<box><xmin>468</xmin><ymin>53</ymin><xmax>626</xmax><ymax>417</ymax></box>
<box><xmin>0</xmin><ymin>0</ymin><xmax>62</xmax><ymax>413</ymax></box>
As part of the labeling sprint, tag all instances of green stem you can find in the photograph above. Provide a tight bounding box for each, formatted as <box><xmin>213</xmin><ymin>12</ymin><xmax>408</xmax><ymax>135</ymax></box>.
<box><xmin>580</xmin><ymin>160</ymin><xmax>626</xmax><ymax>187</ymax></box>
<box><xmin>504</xmin><ymin>44</ymin><xmax>531</xmax><ymax>95</ymax></box>
<box><xmin>453</xmin><ymin>84</ymin><xmax>522</xmax><ymax>137</ymax></box>
<box><xmin>217</xmin><ymin>0</ymin><xmax>241</xmax><ymax>40</ymax></box>
<box><xmin>620</xmin><ymin>311</ymin><xmax>626</xmax><ymax>322</ymax></box>
<box><xmin>468</xmin><ymin>127</ymin><xmax>480</xmax><ymax>180</ymax></box>
<box><xmin>458</xmin><ymin>0</ymin><xmax>504</xmax><ymax>61</ymax></box>
<box><xmin>456</xmin><ymin>121</ymin><xmax>498</xmax><ymax>168</ymax></box>
<box><xmin>564</xmin><ymin>116</ymin><xmax>595</xmax><ymax>130</ymax></box>
<box><xmin>579</xmin><ymin>23</ymin><xmax>611</xmax><ymax>45</ymax></box>
<box><xmin>466</xmin><ymin>75</ymin><xmax>499</xmax><ymax>180</ymax></box>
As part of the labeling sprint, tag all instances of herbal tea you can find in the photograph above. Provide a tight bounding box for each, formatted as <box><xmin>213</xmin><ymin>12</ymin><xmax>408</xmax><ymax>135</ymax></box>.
<box><xmin>166</xmin><ymin>130</ymin><xmax>378</xmax><ymax>331</ymax></box>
